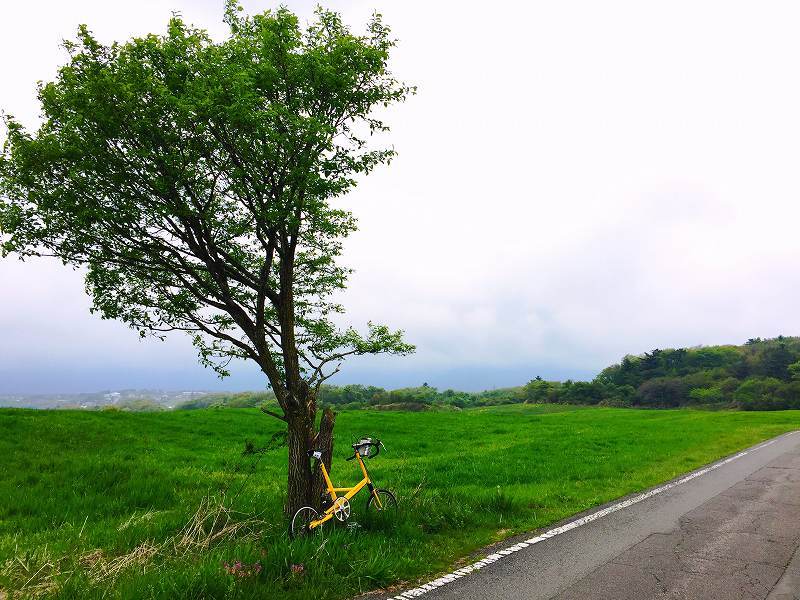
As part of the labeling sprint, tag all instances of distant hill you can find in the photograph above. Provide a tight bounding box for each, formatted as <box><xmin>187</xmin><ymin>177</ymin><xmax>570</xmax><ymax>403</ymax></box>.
<box><xmin>560</xmin><ymin>336</ymin><xmax>800</xmax><ymax>410</ymax></box>
<box><xmin>8</xmin><ymin>337</ymin><xmax>800</xmax><ymax>412</ymax></box>
<box><xmin>0</xmin><ymin>390</ymin><xmax>210</xmax><ymax>410</ymax></box>
<box><xmin>308</xmin><ymin>336</ymin><xmax>800</xmax><ymax>411</ymax></box>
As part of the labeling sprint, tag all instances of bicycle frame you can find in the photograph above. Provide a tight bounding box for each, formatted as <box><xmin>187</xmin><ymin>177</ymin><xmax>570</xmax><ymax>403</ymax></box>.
<box><xmin>310</xmin><ymin>451</ymin><xmax>384</xmax><ymax>529</ymax></box>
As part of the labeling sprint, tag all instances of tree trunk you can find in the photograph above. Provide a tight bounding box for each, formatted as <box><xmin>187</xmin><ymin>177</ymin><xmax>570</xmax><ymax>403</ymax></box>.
<box><xmin>285</xmin><ymin>405</ymin><xmax>337</xmax><ymax>518</ymax></box>
<box><xmin>312</xmin><ymin>407</ymin><xmax>336</xmax><ymax>509</ymax></box>
<box><xmin>286</xmin><ymin>415</ymin><xmax>313</xmax><ymax>518</ymax></box>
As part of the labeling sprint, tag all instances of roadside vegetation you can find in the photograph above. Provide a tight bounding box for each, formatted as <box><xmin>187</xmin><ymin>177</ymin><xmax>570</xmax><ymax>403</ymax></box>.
<box><xmin>2</xmin><ymin>404</ymin><xmax>798</xmax><ymax>599</ymax></box>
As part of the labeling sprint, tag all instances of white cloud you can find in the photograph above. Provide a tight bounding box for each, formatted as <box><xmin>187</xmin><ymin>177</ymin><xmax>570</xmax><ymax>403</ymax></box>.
<box><xmin>2</xmin><ymin>0</ymin><xmax>800</xmax><ymax>392</ymax></box>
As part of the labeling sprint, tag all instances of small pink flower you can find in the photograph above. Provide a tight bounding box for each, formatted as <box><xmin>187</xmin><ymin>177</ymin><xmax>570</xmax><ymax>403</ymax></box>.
<box><xmin>222</xmin><ymin>560</ymin><xmax>261</xmax><ymax>578</ymax></box>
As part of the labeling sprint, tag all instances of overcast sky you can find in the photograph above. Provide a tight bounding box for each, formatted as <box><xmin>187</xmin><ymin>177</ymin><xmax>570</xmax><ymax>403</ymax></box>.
<box><xmin>2</xmin><ymin>0</ymin><xmax>800</xmax><ymax>394</ymax></box>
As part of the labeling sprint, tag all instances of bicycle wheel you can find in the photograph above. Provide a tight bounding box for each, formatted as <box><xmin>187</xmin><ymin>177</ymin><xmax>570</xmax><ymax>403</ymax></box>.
<box><xmin>366</xmin><ymin>488</ymin><xmax>397</xmax><ymax>513</ymax></box>
<box><xmin>290</xmin><ymin>506</ymin><xmax>319</xmax><ymax>539</ymax></box>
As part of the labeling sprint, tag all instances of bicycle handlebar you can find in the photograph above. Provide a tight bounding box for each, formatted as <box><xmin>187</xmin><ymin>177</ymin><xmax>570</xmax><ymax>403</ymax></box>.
<box><xmin>312</xmin><ymin>437</ymin><xmax>385</xmax><ymax>463</ymax></box>
<box><xmin>350</xmin><ymin>437</ymin><xmax>383</xmax><ymax>459</ymax></box>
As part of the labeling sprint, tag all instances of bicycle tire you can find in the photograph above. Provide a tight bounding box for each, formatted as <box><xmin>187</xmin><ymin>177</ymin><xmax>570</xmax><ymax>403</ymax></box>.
<box><xmin>366</xmin><ymin>488</ymin><xmax>397</xmax><ymax>513</ymax></box>
<box><xmin>290</xmin><ymin>505</ymin><xmax>319</xmax><ymax>539</ymax></box>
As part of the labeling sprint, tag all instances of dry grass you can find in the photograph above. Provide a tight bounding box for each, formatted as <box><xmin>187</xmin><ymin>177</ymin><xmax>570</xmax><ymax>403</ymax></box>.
<box><xmin>117</xmin><ymin>510</ymin><xmax>166</xmax><ymax>532</ymax></box>
<box><xmin>0</xmin><ymin>554</ymin><xmax>62</xmax><ymax>598</ymax></box>
<box><xmin>84</xmin><ymin>543</ymin><xmax>159</xmax><ymax>583</ymax></box>
<box><xmin>170</xmin><ymin>494</ymin><xmax>266</xmax><ymax>555</ymax></box>
<box><xmin>3</xmin><ymin>494</ymin><xmax>266</xmax><ymax>596</ymax></box>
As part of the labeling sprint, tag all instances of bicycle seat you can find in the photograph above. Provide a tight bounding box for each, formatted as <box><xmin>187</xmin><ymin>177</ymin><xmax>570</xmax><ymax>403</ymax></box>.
<box><xmin>306</xmin><ymin>450</ymin><xmax>323</xmax><ymax>460</ymax></box>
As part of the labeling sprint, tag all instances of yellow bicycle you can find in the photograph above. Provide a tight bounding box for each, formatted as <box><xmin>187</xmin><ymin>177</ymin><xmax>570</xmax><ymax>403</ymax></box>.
<box><xmin>290</xmin><ymin>437</ymin><xmax>396</xmax><ymax>538</ymax></box>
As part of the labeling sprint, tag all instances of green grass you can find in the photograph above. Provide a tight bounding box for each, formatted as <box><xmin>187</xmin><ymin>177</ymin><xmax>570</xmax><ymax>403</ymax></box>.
<box><xmin>1</xmin><ymin>405</ymin><xmax>798</xmax><ymax>599</ymax></box>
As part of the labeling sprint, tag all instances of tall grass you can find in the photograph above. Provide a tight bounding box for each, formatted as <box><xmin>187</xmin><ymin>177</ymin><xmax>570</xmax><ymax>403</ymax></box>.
<box><xmin>1</xmin><ymin>405</ymin><xmax>798</xmax><ymax>598</ymax></box>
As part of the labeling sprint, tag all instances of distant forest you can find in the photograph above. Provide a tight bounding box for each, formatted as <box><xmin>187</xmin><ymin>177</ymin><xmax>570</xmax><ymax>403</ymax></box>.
<box><xmin>175</xmin><ymin>336</ymin><xmax>800</xmax><ymax>412</ymax></box>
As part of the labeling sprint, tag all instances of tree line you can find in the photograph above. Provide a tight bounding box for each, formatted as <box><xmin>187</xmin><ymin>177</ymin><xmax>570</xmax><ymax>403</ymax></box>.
<box><xmin>179</xmin><ymin>336</ymin><xmax>800</xmax><ymax>412</ymax></box>
<box><xmin>587</xmin><ymin>336</ymin><xmax>800</xmax><ymax>410</ymax></box>
<box><xmin>320</xmin><ymin>336</ymin><xmax>800</xmax><ymax>411</ymax></box>
<box><xmin>524</xmin><ymin>336</ymin><xmax>800</xmax><ymax>410</ymax></box>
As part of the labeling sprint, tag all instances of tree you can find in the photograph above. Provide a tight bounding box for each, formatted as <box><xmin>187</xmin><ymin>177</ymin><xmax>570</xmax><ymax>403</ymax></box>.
<box><xmin>640</xmin><ymin>348</ymin><xmax>663</xmax><ymax>372</ymax></box>
<box><xmin>757</xmin><ymin>342</ymin><xmax>794</xmax><ymax>380</ymax></box>
<box><xmin>635</xmin><ymin>377</ymin><xmax>688</xmax><ymax>407</ymax></box>
<box><xmin>789</xmin><ymin>361</ymin><xmax>800</xmax><ymax>381</ymax></box>
<box><xmin>521</xmin><ymin>377</ymin><xmax>558</xmax><ymax>404</ymax></box>
<box><xmin>0</xmin><ymin>3</ymin><xmax>414</xmax><ymax>517</ymax></box>
<box><xmin>733</xmin><ymin>377</ymin><xmax>785</xmax><ymax>410</ymax></box>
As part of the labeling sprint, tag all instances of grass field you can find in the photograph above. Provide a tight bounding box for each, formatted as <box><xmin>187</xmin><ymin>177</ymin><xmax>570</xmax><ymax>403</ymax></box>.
<box><xmin>1</xmin><ymin>405</ymin><xmax>799</xmax><ymax>599</ymax></box>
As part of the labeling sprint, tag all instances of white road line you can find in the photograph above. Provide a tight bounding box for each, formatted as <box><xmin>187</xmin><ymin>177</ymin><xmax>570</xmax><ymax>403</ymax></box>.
<box><xmin>388</xmin><ymin>431</ymin><xmax>798</xmax><ymax>600</ymax></box>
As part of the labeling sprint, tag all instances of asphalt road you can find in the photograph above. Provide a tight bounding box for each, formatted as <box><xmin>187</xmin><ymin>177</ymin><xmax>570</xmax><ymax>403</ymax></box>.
<box><xmin>376</xmin><ymin>431</ymin><xmax>800</xmax><ymax>600</ymax></box>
